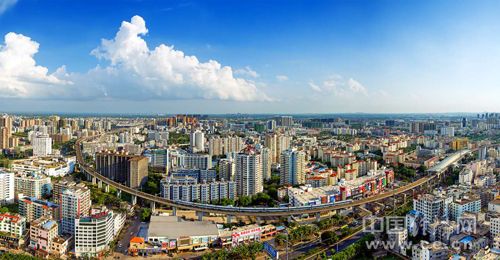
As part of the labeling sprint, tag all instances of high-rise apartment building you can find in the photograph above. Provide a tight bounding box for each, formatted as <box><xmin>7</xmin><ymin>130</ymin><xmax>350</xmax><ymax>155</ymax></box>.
<box><xmin>32</xmin><ymin>134</ymin><xmax>52</xmax><ymax>156</ymax></box>
<box><xmin>0</xmin><ymin>116</ymin><xmax>13</xmax><ymax>137</ymax></box>
<box><xmin>280</xmin><ymin>116</ymin><xmax>293</xmax><ymax>127</ymax></box>
<box><xmin>261</xmin><ymin>148</ymin><xmax>272</xmax><ymax>181</ymax></box>
<box><xmin>267</xmin><ymin>120</ymin><xmax>276</xmax><ymax>131</ymax></box>
<box><xmin>190</xmin><ymin>130</ymin><xmax>205</xmax><ymax>153</ymax></box>
<box><xmin>0</xmin><ymin>127</ymin><xmax>9</xmax><ymax>149</ymax></box>
<box><xmin>280</xmin><ymin>149</ymin><xmax>306</xmax><ymax>186</ymax></box>
<box><xmin>219</xmin><ymin>158</ymin><xmax>235</xmax><ymax>181</ymax></box>
<box><xmin>413</xmin><ymin>194</ymin><xmax>449</xmax><ymax>232</ymax></box>
<box><xmin>160</xmin><ymin>176</ymin><xmax>236</xmax><ymax>203</ymax></box>
<box><xmin>264</xmin><ymin>133</ymin><xmax>277</xmax><ymax>163</ymax></box>
<box><xmin>208</xmin><ymin>136</ymin><xmax>223</xmax><ymax>156</ymax></box>
<box><xmin>0</xmin><ymin>170</ymin><xmax>14</xmax><ymax>205</ymax></box>
<box><xmin>235</xmin><ymin>147</ymin><xmax>263</xmax><ymax>196</ymax></box>
<box><xmin>59</xmin><ymin>184</ymin><xmax>91</xmax><ymax>235</ymax></box>
<box><xmin>95</xmin><ymin>150</ymin><xmax>148</xmax><ymax>189</ymax></box>
<box><xmin>14</xmin><ymin>172</ymin><xmax>51</xmax><ymax>200</ymax></box>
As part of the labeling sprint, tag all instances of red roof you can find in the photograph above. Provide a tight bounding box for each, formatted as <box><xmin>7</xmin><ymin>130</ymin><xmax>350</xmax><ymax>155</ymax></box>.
<box><xmin>130</xmin><ymin>237</ymin><xmax>144</xmax><ymax>244</ymax></box>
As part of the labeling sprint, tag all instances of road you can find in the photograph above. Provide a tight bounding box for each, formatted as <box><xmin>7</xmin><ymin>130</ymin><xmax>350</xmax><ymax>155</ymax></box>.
<box><xmin>114</xmin><ymin>215</ymin><xmax>143</xmax><ymax>256</ymax></box>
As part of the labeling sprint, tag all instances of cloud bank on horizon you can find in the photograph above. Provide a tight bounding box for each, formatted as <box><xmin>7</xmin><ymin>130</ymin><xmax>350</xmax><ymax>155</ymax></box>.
<box><xmin>0</xmin><ymin>15</ymin><xmax>271</xmax><ymax>101</ymax></box>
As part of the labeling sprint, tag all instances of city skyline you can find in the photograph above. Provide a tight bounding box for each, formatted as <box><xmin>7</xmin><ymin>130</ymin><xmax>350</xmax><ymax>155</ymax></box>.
<box><xmin>1</xmin><ymin>0</ymin><xmax>500</xmax><ymax>113</ymax></box>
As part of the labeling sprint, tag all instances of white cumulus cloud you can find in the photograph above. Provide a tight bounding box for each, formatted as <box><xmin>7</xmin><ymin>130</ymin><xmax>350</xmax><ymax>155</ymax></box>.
<box><xmin>276</xmin><ymin>75</ymin><xmax>288</xmax><ymax>81</ymax></box>
<box><xmin>234</xmin><ymin>66</ymin><xmax>259</xmax><ymax>78</ymax></box>
<box><xmin>0</xmin><ymin>32</ymin><xmax>72</xmax><ymax>98</ymax></box>
<box><xmin>347</xmin><ymin>78</ymin><xmax>368</xmax><ymax>95</ymax></box>
<box><xmin>309</xmin><ymin>75</ymin><xmax>368</xmax><ymax>97</ymax></box>
<box><xmin>0</xmin><ymin>15</ymin><xmax>270</xmax><ymax>101</ymax></box>
<box><xmin>308</xmin><ymin>82</ymin><xmax>322</xmax><ymax>92</ymax></box>
<box><xmin>89</xmin><ymin>15</ymin><xmax>268</xmax><ymax>101</ymax></box>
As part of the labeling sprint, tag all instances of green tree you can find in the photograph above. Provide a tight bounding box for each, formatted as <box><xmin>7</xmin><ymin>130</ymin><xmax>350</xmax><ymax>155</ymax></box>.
<box><xmin>140</xmin><ymin>208</ymin><xmax>152</xmax><ymax>221</ymax></box>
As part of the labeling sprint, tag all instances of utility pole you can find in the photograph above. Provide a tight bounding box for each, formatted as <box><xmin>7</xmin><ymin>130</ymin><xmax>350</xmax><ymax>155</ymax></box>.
<box><xmin>285</xmin><ymin>229</ymin><xmax>289</xmax><ymax>260</ymax></box>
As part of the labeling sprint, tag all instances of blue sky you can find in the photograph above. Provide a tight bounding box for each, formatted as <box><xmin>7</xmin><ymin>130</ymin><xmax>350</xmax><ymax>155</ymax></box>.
<box><xmin>0</xmin><ymin>0</ymin><xmax>499</xmax><ymax>114</ymax></box>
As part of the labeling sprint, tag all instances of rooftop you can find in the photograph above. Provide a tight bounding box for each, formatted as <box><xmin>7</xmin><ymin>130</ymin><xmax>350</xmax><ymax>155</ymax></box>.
<box><xmin>147</xmin><ymin>216</ymin><xmax>219</xmax><ymax>239</ymax></box>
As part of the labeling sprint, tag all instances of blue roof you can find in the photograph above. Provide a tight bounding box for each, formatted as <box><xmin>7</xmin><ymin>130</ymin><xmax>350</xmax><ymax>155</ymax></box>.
<box><xmin>408</xmin><ymin>210</ymin><xmax>422</xmax><ymax>216</ymax></box>
<box><xmin>459</xmin><ymin>235</ymin><xmax>474</xmax><ymax>243</ymax></box>
<box><xmin>42</xmin><ymin>220</ymin><xmax>57</xmax><ymax>230</ymax></box>
<box><xmin>28</xmin><ymin>197</ymin><xmax>59</xmax><ymax>208</ymax></box>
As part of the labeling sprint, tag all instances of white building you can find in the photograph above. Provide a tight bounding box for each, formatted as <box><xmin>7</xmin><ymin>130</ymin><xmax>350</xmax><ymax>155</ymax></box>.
<box><xmin>280</xmin><ymin>149</ymin><xmax>306</xmax><ymax>186</ymax></box>
<box><xmin>413</xmin><ymin>194</ymin><xmax>448</xmax><ymax>231</ymax></box>
<box><xmin>0</xmin><ymin>213</ymin><xmax>26</xmax><ymax>239</ymax></box>
<box><xmin>440</xmin><ymin>127</ymin><xmax>455</xmax><ymax>137</ymax></box>
<box><xmin>160</xmin><ymin>176</ymin><xmax>236</xmax><ymax>203</ymax></box>
<box><xmin>190</xmin><ymin>130</ymin><xmax>205</xmax><ymax>153</ymax></box>
<box><xmin>412</xmin><ymin>241</ymin><xmax>449</xmax><ymax>260</ymax></box>
<box><xmin>488</xmin><ymin>200</ymin><xmax>500</xmax><ymax>213</ymax></box>
<box><xmin>388</xmin><ymin>229</ymin><xmax>408</xmax><ymax>255</ymax></box>
<box><xmin>60</xmin><ymin>184</ymin><xmax>91</xmax><ymax>235</ymax></box>
<box><xmin>14</xmin><ymin>172</ymin><xmax>50</xmax><ymax>200</ymax></box>
<box><xmin>170</xmin><ymin>150</ymin><xmax>212</xmax><ymax>170</ymax></box>
<box><xmin>74</xmin><ymin>208</ymin><xmax>114</xmax><ymax>257</ymax></box>
<box><xmin>0</xmin><ymin>171</ymin><xmax>14</xmax><ymax>205</ymax></box>
<box><xmin>32</xmin><ymin>134</ymin><xmax>52</xmax><ymax>156</ymax></box>
<box><xmin>491</xmin><ymin>218</ymin><xmax>500</xmax><ymax>238</ymax></box>
<box><xmin>458</xmin><ymin>168</ymin><xmax>473</xmax><ymax>186</ymax></box>
<box><xmin>449</xmin><ymin>195</ymin><xmax>481</xmax><ymax>221</ymax></box>
<box><xmin>235</xmin><ymin>147</ymin><xmax>263</xmax><ymax>196</ymax></box>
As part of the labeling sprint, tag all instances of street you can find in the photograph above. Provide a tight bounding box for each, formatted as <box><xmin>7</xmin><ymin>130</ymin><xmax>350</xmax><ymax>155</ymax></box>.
<box><xmin>114</xmin><ymin>215</ymin><xmax>143</xmax><ymax>256</ymax></box>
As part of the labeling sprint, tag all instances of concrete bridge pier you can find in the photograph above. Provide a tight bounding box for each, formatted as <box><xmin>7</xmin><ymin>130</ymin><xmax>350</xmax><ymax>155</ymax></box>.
<box><xmin>256</xmin><ymin>217</ymin><xmax>262</xmax><ymax>225</ymax></box>
<box><xmin>226</xmin><ymin>215</ymin><xmax>233</xmax><ymax>224</ymax></box>
<box><xmin>92</xmin><ymin>176</ymin><xmax>97</xmax><ymax>185</ymax></box>
<box><xmin>315</xmin><ymin>212</ymin><xmax>321</xmax><ymax>222</ymax></box>
<box><xmin>197</xmin><ymin>211</ymin><xmax>204</xmax><ymax>221</ymax></box>
<box><xmin>171</xmin><ymin>207</ymin><xmax>177</xmax><ymax>216</ymax></box>
<box><xmin>97</xmin><ymin>179</ymin><xmax>103</xmax><ymax>189</ymax></box>
<box><xmin>131</xmin><ymin>195</ymin><xmax>137</xmax><ymax>206</ymax></box>
<box><xmin>116</xmin><ymin>190</ymin><xmax>122</xmax><ymax>198</ymax></box>
<box><xmin>150</xmin><ymin>201</ymin><xmax>156</xmax><ymax>214</ymax></box>
<box><xmin>104</xmin><ymin>183</ymin><xmax>110</xmax><ymax>193</ymax></box>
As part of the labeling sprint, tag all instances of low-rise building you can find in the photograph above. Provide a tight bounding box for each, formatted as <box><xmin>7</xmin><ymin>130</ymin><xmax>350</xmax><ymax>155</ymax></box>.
<box><xmin>412</xmin><ymin>240</ymin><xmax>449</xmax><ymax>260</ymax></box>
<box><xmin>0</xmin><ymin>213</ymin><xmax>27</xmax><ymax>248</ymax></box>
<box><xmin>29</xmin><ymin>217</ymin><xmax>59</xmax><ymax>253</ymax></box>
<box><xmin>11</xmin><ymin>156</ymin><xmax>75</xmax><ymax>177</ymax></box>
<box><xmin>147</xmin><ymin>216</ymin><xmax>220</xmax><ymax>252</ymax></box>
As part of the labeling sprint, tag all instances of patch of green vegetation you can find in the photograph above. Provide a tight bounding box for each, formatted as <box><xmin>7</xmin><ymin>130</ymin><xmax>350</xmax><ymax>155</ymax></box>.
<box><xmin>0</xmin><ymin>252</ymin><xmax>40</xmax><ymax>260</ymax></box>
<box><xmin>140</xmin><ymin>208</ymin><xmax>152</xmax><ymax>221</ymax></box>
<box><xmin>89</xmin><ymin>185</ymin><xmax>122</xmax><ymax>208</ymax></box>
<box><xmin>167</xmin><ymin>132</ymin><xmax>189</xmax><ymax>145</ymax></box>
<box><xmin>201</xmin><ymin>242</ymin><xmax>263</xmax><ymax>260</ymax></box>
<box><xmin>394</xmin><ymin>164</ymin><xmax>416</xmax><ymax>182</ymax></box>
<box><xmin>0</xmin><ymin>203</ymin><xmax>19</xmax><ymax>214</ymax></box>
<box><xmin>142</xmin><ymin>172</ymin><xmax>163</xmax><ymax>195</ymax></box>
